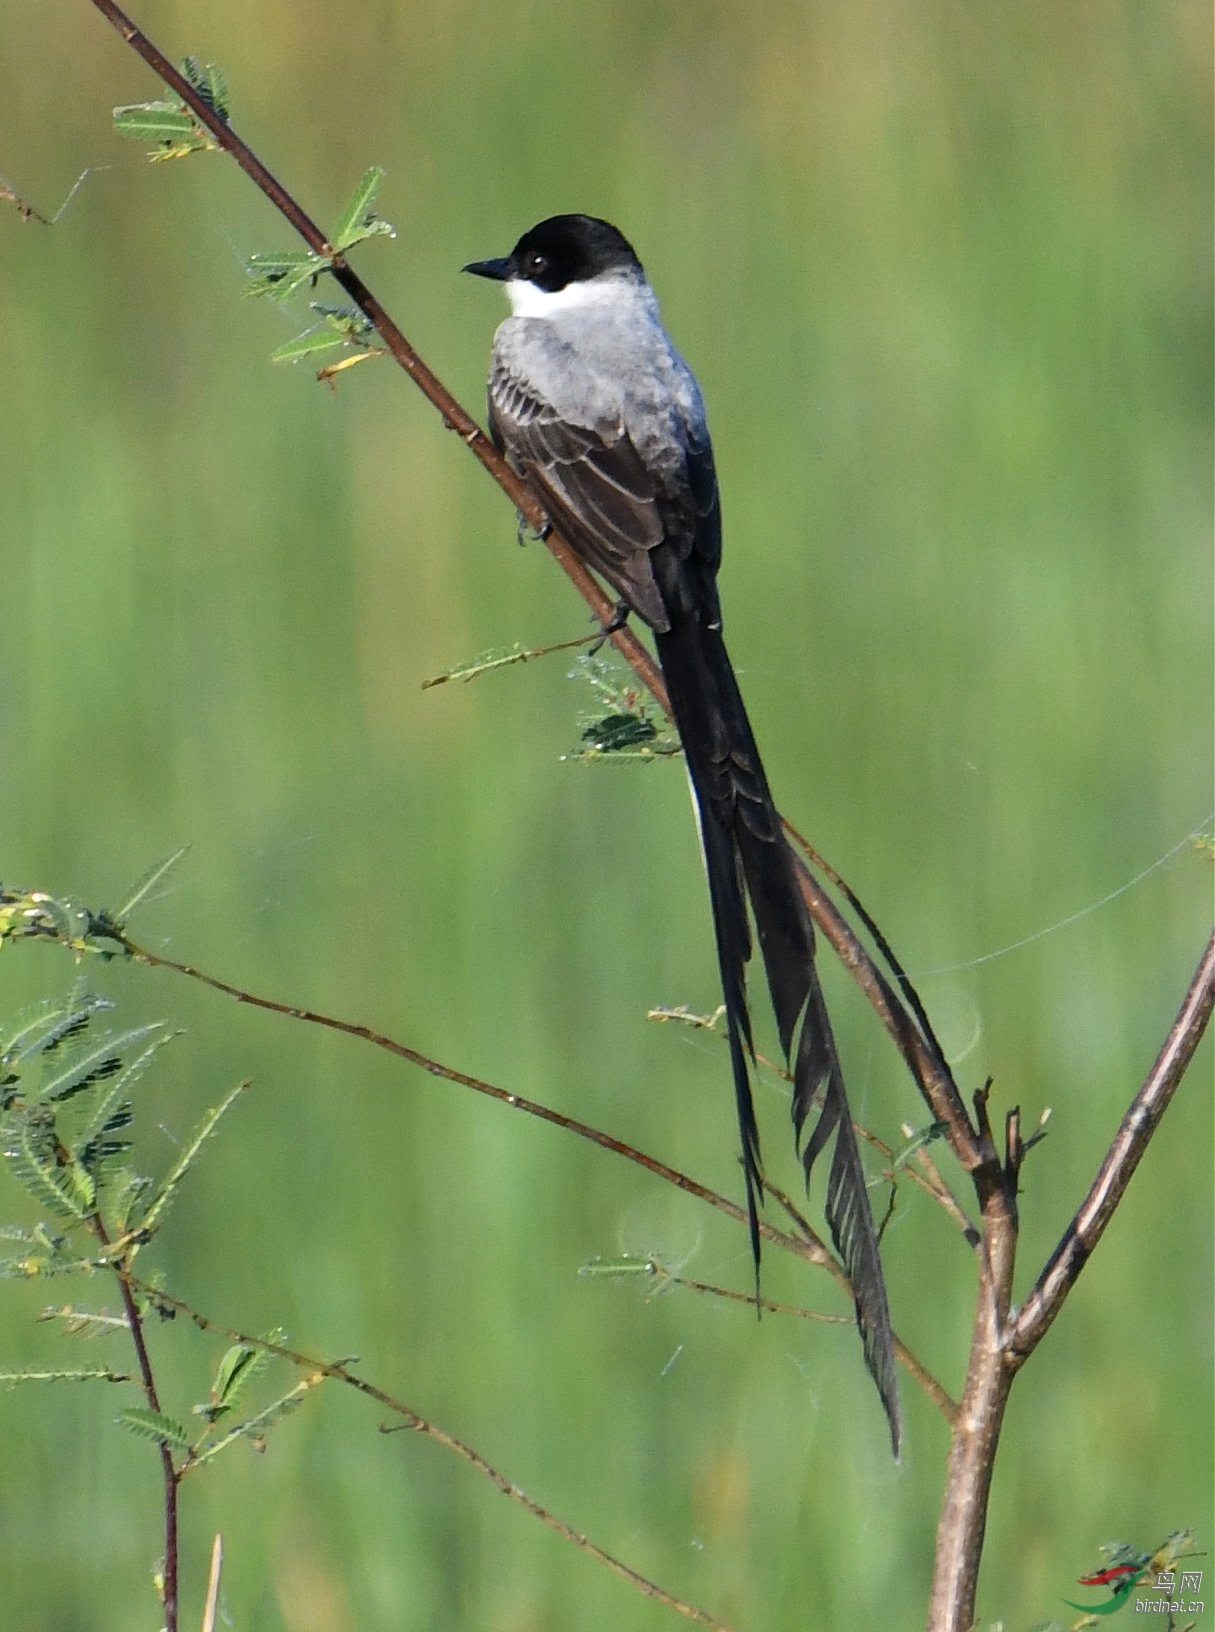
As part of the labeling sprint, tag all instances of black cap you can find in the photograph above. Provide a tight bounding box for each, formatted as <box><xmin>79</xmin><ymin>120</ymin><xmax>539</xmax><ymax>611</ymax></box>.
<box><xmin>463</xmin><ymin>215</ymin><xmax>642</xmax><ymax>292</ymax></box>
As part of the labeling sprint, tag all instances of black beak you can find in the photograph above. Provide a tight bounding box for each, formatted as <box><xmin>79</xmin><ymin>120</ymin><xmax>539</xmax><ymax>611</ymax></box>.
<box><xmin>462</xmin><ymin>256</ymin><xmax>511</xmax><ymax>281</ymax></box>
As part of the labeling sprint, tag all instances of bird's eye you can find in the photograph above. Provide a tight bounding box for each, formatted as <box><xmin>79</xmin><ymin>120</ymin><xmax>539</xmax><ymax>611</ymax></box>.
<box><xmin>523</xmin><ymin>251</ymin><xmax>548</xmax><ymax>278</ymax></box>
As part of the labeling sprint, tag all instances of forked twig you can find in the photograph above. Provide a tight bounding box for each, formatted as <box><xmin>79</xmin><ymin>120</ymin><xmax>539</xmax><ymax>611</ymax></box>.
<box><xmin>120</xmin><ymin>1275</ymin><xmax>737</xmax><ymax>1632</ymax></box>
<box><xmin>927</xmin><ymin>931</ymin><xmax>1215</xmax><ymax>1632</ymax></box>
<box><xmin>1010</xmin><ymin>928</ymin><xmax>1215</xmax><ymax>1360</ymax></box>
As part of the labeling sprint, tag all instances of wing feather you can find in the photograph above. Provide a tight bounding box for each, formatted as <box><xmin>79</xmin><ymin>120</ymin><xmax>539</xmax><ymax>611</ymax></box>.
<box><xmin>488</xmin><ymin>344</ymin><xmax>718</xmax><ymax>631</ymax></box>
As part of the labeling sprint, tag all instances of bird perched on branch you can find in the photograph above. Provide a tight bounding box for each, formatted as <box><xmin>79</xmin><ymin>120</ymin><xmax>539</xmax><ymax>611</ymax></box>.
<box><xmin>465</xmin><ymin>214</ymin><xmax>899</xmax><ymax>1454</ymax></box>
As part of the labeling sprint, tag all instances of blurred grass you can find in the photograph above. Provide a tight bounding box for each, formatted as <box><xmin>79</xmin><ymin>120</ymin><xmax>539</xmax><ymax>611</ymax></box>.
<box><xmin>0</xmin><ymin>1</ymin><xmax>1210</xmax><ymax>1628</ymax></box>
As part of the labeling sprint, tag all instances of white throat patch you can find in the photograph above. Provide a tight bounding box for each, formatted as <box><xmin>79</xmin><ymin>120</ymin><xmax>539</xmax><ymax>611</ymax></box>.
<box><xmin>505</xmin><ymin>274</ymin><xmax>634</xmax><ymax>319</ymax></box>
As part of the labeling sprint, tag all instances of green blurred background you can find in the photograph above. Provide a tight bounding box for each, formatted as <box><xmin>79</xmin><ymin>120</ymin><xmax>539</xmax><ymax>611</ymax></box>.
<box><xmin>1</xmin><ymin>1</ymin><xmax>1210</xmax><ymax>1627</ymax></box>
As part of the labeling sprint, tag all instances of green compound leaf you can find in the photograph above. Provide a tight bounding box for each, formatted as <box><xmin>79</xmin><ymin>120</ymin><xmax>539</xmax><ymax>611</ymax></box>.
<box><xmin>113</xmin><ymin>101</ymin><xmax>199</xmax><ymax>144</ymax></box>
<box><xmin>3</xmin><ymin>1107</ymin><xmax>90</xmax><ymax>1221</ymax></box>
<box><xmin>190</xmin><ymin>1373</ymin><xmax>321</xmax><ymax>1468</ymax></box>
<box><xmin>330</xmin><ymin>166</ymin><xmax>395</xmax><ymax>252</ymax></box>
<box><xmin>0</xmin><ymin>995</ymin><xmax>112</xmax><ymax>1079</ymax></box>
<box><xmin>578</xmin><ymin>1255</ymin><xmax>660</xmax><ymax>1279</ymax></box>
<box><xmin>209</xmin><ymin>1342</ymin><xmax>260</xmax><ymax>1415</ymax></box>
<box><xmin>105</xmin><ymin>848</ymin><xmax>190</xmax><ymax>931</ymax></box>
<box><xmin>181</xmin><ymin>57</ymin><xmax>230</xmax><ymax>122</ymax></box>
<box><xmin>201</xmin><ymin>1327</ymin><xmax>283</xmax><ymax>1420</ymax></box>
<box><xmin>272</xmin><ymin>304</ymin><xmax>378</xmax><ymax>365</ymax></box>
<box><xmin>38</xmin><ymin>1023</ymin><xmax>162</xmax><ymax>1106</ymax></box>
<box><xmin>73</xmin><ymin>1029</ymin><xmax>174</xmax><ymax>1176</ymax></box>
<box><xmin>244</xmin><ymin>250</ymin><xmax>332</xmax><ymax>302</ymax></box>
<box><xmin>138</xmin><ymin>1081</ymin><xmax>248</xmax><ymax>1235</ymax></box>
<box><xmin>0</xmin><ymin>1365</ymin><xmax>128</xmax><ymax>1385</ymax></box>
<box><xmin>271</xmin><ymin>329</ymin><xmax>349</xmax><ymax>364</ymax></box>
<box><xmin>117</xmin><ymin>1406</ymin><xmax>192</xmax><ymax>1450</ymax></box>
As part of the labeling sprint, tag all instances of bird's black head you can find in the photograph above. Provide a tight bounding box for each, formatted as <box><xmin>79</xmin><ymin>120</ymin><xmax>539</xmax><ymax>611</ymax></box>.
<box><xmin>463</xmin><ymin>215</ymin><xmax>643</xmax><ymax>292</ymax></box>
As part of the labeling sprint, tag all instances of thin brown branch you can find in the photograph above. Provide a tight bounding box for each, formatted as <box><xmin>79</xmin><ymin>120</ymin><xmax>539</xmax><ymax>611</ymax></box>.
<box><xmin>120</xmin><ymin>1277</ymin><xmax>736</xmax><ymax>1632</ymax></box>
<box><xmin>781</xmin><ymin>813</ymin><xmax>973</xmax><ymax>1150</ymax></box>
<box><xmin>112</xmin><ymin>932</ymin><xmax>796</xmax><ymax>1248</ymax></box>
<box><xmin>863</xmin><ymin>1125</ymin><xmax>977</xmax><ymax>1244</ymax></box>
<box><xmin>782</xmin><ymin>814</ymin><xmax>944</xmax><ymax>1052</ymax></box>
<box><xmin>666</xmin><ymin>1272</ymin><xmax>852</xmax><ymax>1323</ymax></box>
<box><xmin>113</xmin><ymin>928</ymin><xmax>952</xmax><ymax>1412</ymax></box>
<box><xmin>1009</xmin><ymin>927</ymin><xmax>1215</xmax><ymax>1361</ymax></box>
<box><xmin>89</xmin><ymin>1216</ymin><xmax>179</xmax><ymax>1632</ymax></box>
<box><xmin>54</xmin><ymin>898</ymin><xmax>973</xmax><ymax>1428</ymax></box>
<box><xmin>896</xmin><ymin>1343</ymin><xmax>960</xmax><ymax>1431</ymax></box>
<box><xmin>421</xmin><ymin>630</ymin><xmax>602</xmax><ymax>689</ymax></box>
<box><xmin>902</xmin><ymin>1138</ymin><xmax>980</xmax><ymax>1246</ymax></box>
<box><xmin>767</xmin><ymin>1182</ymin><xmax>958</xmax><ymax>1426</ymax></box>
<box><xmin>88</xmin><ymin>0</ymin><xmax>663</xmax><ymax>683</ymax></box>
<box><xmin>0</xmin><ymin>175</ymin><xmax>51</xmax><ymax>223</ymax></box>
<box><xmin>765</xmin><ymin>1179</ymin><xmax>834</xmax><ymax>1263</ymax></box>
<box><xmin>86</xmin><ymin>0</ymin><xmax>962</xmax><ymax>1156</ymax></box>
<box><xmin>652</xmin><ymin>1007</ymin><xmax>975</xmax><ymax>1230</ymax></box>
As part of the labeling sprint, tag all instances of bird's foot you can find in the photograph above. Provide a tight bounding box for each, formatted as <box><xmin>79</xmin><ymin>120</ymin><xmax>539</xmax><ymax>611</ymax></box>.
<box><xmin>588</xmin><ymin>600</ymin><xmax>631</xmax><ymax>654</ymax></box>
<box><xmin>516</xmin><ymin>510</ymin><xmax>552</xmax><ymax>547</ymax></box>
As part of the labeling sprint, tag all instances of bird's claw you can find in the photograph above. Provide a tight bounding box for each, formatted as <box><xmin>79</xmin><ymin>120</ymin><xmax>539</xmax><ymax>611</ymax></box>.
<box><xmin>589</xmin><ymin>600</ymin><xmax>631</xmax><ymax>654</ymax></box>
<box><xmin>515</xmin><ymin>511</ymin><xmax>552</xmax><ymax>547</ymax></box>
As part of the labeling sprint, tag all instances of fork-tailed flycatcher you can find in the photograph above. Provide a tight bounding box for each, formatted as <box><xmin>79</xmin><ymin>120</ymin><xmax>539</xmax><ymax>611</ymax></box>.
<box><xmin>465</xmin><ymin>214</ymin><xmax>899</xmax><ymax>1452</ymax></box>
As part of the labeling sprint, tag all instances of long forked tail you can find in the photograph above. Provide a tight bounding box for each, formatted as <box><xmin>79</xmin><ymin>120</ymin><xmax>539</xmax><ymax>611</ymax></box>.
<box><xmin>654</xmin><ymin>613</ymin><xmax>901</xmax><ymax>1456</ymax></box>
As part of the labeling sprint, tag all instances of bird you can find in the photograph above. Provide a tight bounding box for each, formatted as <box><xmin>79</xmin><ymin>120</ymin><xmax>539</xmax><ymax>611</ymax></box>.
<box><xmin>464</xmin><ymin>213</ymin><xmax>899</xmax><ymax>1453</ymax></box>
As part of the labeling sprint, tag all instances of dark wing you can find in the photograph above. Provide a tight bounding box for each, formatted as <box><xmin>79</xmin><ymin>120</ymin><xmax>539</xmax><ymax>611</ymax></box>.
<box><xmin>679</xmin><ymin>411</ymin><xmax>722</xmax><ymax>580</ymax></box>
<box><xmin>488</xmin><ymin>345</ymin><xmax>718</xmax><ymax>633</ymax></box>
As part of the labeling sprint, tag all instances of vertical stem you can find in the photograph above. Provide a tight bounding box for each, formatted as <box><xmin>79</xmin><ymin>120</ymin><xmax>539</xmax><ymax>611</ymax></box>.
<box><xmin>927</xmin><ymin>1151</ymin><xmax>1019</xmax><ymax>1632</ymax></box>
<box><xmin>118</xmin><ymin>1270</ymin><xmax>179</xmax><ymax>1630</ymax></box>
<box><xmin>92</xmin><ymin>1219</ymin><xmax>179</xmax><ymax>1630</ymax></box>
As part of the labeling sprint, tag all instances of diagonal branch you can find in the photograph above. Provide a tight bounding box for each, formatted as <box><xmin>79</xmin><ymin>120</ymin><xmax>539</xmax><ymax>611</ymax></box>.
<box><xmin>1009</xmin><ymin>926</ymin><xmax>1215</xmax><ymax>1361</ymax></box>
<box><xmin>86</xmin><ymin>0</ymin><xmax>969</xmax><ymax>1154</ymax></box>
<box><xmin>109</xmin><ymin>926</ymin><xmax>950</xmax><ymax>1416</ymax></box>
<box><xmin>87</xmin><ymin>2</ymin><xmax>660</xmax><ymax>681</ymax></box>
<box><xmin>121</xmin><ymin>1275</ymin><xmax>736</xmax><ymax>1632</ymax></box>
